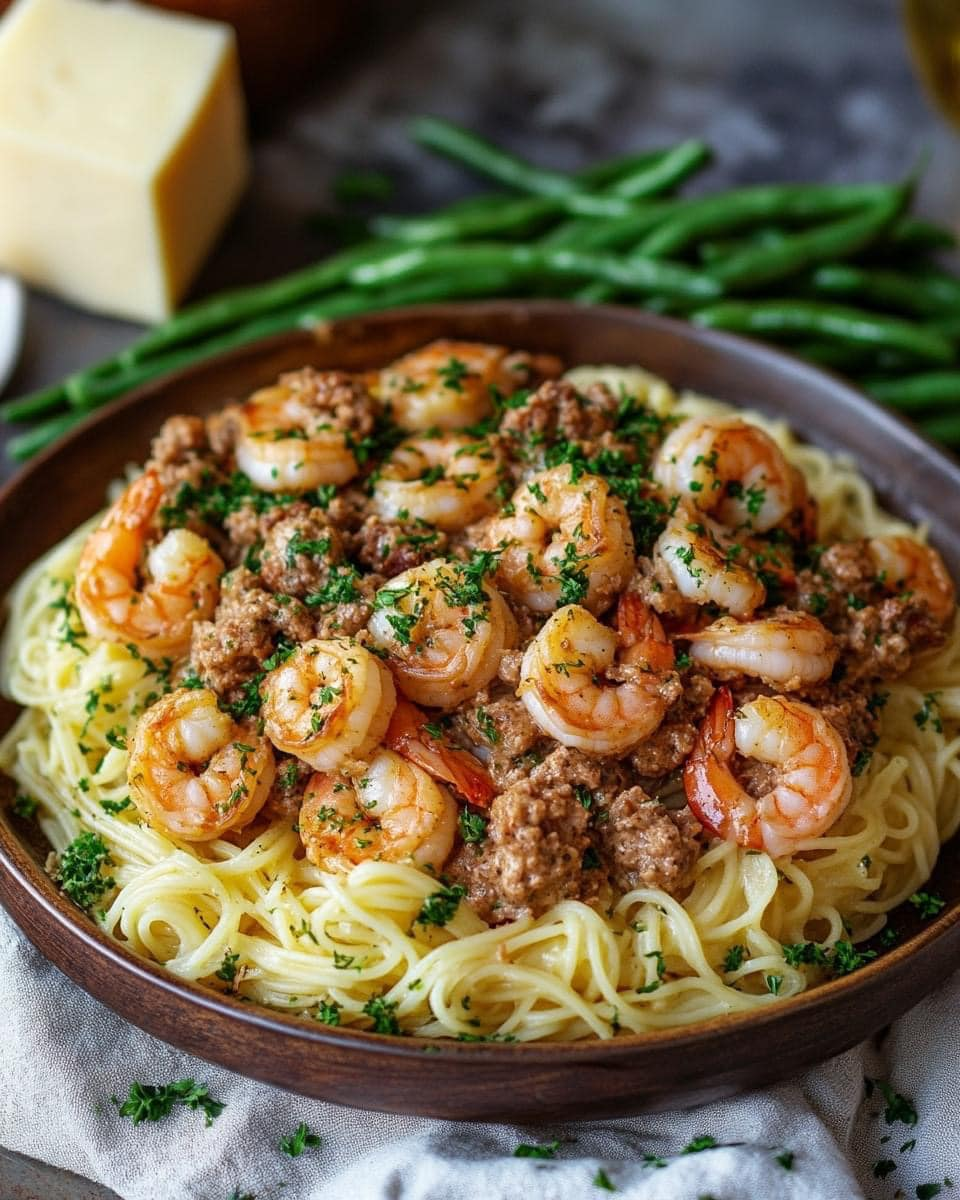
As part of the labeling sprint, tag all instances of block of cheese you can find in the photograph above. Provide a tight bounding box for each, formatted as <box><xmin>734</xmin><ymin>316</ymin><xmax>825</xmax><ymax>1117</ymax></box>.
<box><xmin>0</xmin><ymin>0</ymin><xmax>249</xmax><ymax>322</ymax></box>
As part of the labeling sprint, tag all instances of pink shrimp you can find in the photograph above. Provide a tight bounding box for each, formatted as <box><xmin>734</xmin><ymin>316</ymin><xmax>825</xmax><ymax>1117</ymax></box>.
<box><xmin>683</xmin><ymin>686</ymin><xmax>852</xmax><ymax>858</ymax></box>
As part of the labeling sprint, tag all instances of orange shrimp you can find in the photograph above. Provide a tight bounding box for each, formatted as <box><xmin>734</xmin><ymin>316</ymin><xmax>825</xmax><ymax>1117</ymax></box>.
<box><xmin>683</xmin><ymin>687</ymin><xmax>852</xmax><ymax>858</ymax></box>
<box><xmin>385</xmin><ymin>697</ymin><xmax>496</xmax><ymax>807</ymax></box>
<box><xmin>616</xmin><ymin>591</ymin><xmax>675</xmax><ymax>672</ymax></box>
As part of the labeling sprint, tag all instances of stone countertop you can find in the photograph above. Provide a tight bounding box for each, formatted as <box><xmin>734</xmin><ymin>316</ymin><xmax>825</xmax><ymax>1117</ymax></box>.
<box><xmin>0</xmin><ymin>0</ymin><xmax>956</xmax><ymax>1195</ymax></box>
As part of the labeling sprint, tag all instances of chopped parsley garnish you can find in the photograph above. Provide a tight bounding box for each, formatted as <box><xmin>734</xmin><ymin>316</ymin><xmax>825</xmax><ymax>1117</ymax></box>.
<box><xmin>105</xmin><ymin>725</ymin><xmax>127</xmax><ymax>751</ymax></box>
<box><xmin>475</xmin><ymin>707</ymin><xmax>499</xmax><ymax>744</ymax></box>
<box><xmin>100</xmin><ymin>797</ymin><xmax>132</xmax><ymax>815</ymax></box>
<box><xmin>722</xmin><ymin>944</ymin><xmax>745</xmax><ymax>973</ymax></box>
<box><xmin>914</xmin><ymin>692</ymin><xmax>943</xmax><ymax>733</ymax></box>
<box><xmin>438</xmin><ymin>357</ymin><xmax>470</xmax><ymax>393</ymax></box>
<box><xmin>304</xmin><ymin>565</ymin><xmax>362</xmax><ymax>607</ymax></box>
<box><xmin>50</xmin><ymin>581</ymin><xmax>88</xmax><ymax>654</ymax></box>
<box><xmin>593</xmin><ymin>1167</ymin><xmax>616</xmax><ymax>1191</ymax></box>
<box><xmin>57</xmin><ymin>832</ymin><xmax>114</xmax><ymax>910</ymax></box>
<box><xmin>851</xmin><ymin>749</ymin><xmax>873</xmax><ymax>776</ymax></box>
<box><xmin>113</xmin><ymin>1079</ymin><xmax>224</xmax><ymax>1127</ymax></box>
<box><xmin>879</xmin><ymin>925</ymin><xmax>900</xmax><ymax>947</ymax></box>
<box><xmin>582</xmin><ymin>846</ymin><xmax>602</xmax><ymax>870</ymax></box>
<box><xmin>315</xmin><ymin>1000</ymin><xmax>341</xmax><ymax>1026</ymax></box>
<box><xmin>458</xmin><ymin>809</ymin><xmax>487</xmax><ymax>845</ymax></box>
<box><xmin>279</xmin><ymin>1121</ymin><xmax>322</xmax><ymax>1157</ymax></box>
<box><xmin>362</xmin><ymin>993</ymin><xmax>402</xmax><ymax>1035</ymax></box>
<box><xmin>682</xmin><ymin>1135</ymin><xmax>718</xmax><ymax>1154</ymax></box>
<box><xmin>12</xmin><ymin>794</ymin><xmax>37</xmax><ymax>819</ymax></box>
<box><xmin>873</xmin><ymin>1159</ymin><xmax>897</xmax><ymax>1179</ymax></box>
<box><xmin>527</xmin><ymin>480</ymin><xmax>547</xmax><ymax>504</ymax></box>
<box><xmin>381</xmin><ymin>603</ymin><xmax>420</xmax><ymax>645</ymax></box>
<box><xmin>765</xmin><ymin>974</ymin><xmax>783</xmax><ymax>995</ymax></box>
<box><xmin>782</xmin><ymin>939</ymin><xmax>875</xmax><ymax>976</ymax></box>
<box><xmin>867</xmin><ymin>1078</ymin><xmax>918</xmax><ymax>1126</ymax></box>
<box><xmin>782</xmin><ymin>941</ymin><xmax>829</xmax><ymax>968</ymax></box>
<box><xmin>514</xmin><ymin>1139</ymin><xmax>561</xmax><ymax>1159</ymax></box>
<box><xmin>775</xmin><ymin>1150</ymin><xmax>795</xmax><ymax>1170</ymax></box>
<box><xmin>575</xmin><ymin>784</ymin><xmax>594</xmax><ymax>810</ymax></box>
<box><xmin>285</xmin><ymin>530</ymin><xmax>331</xmax><ymax>566</ymax></box>
<box><xmin>215</xmin><ymin>951</ymin><xmax>240</xmax><ymax>983</ymax></box>
<box><xmin>909</xmin><ymin>890</ymin><xmax>946</xmax><ymax>918</ymax></box>
<box><xmin>332</xmin><ymin>950</ymin><xmax>366</xmax><ymax>971</ymax></box>
<box><xmin>415</xmin><ymin>883</ymin><xmax>466</xmax><ymax>927</ymax></box>
<box><xmin>555</xmin><ymin>541</ymin><xmax>590</xmax><ymax>607</ymax></box>
<box><xmin>867</xmin><ymin>690</ymin><xmax>890</xmax><ymax>716</ymax></box>
<box><xmin>829</xmin><ymin>940</ymin><xmax>877</xmax><ymax>975</ymax></box>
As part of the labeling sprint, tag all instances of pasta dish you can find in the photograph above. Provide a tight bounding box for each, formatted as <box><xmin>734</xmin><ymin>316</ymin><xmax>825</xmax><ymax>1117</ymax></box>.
<box><xmin>2</xmin><ymin>338</ymin><xmax>957</xmax><ymax>1041</ymax></box>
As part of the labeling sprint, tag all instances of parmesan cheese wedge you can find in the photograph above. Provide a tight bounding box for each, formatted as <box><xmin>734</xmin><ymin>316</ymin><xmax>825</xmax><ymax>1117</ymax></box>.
<box><xmin>0</xmin><ymin>0</ymin><xmax>250</xmax><ymax>322</ymax></box>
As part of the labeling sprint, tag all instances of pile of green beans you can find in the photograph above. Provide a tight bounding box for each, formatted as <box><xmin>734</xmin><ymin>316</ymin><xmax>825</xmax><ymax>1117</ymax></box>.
<box><xmin>5</xmin><ymin>114</ymin><xmax>960</xmax><ymax>461</ymax></box>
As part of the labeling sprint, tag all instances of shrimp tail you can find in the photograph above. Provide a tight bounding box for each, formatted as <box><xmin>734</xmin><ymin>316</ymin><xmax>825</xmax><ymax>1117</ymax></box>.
<box><xmin>386</xmin><ymin>698</ymin><xmax>496</xmax><ymax>807</ymax></box>
<box><xmin>617</xmin><ymin>591</ymin><xmax>675</xmax><ymax>672</ymax></box>
<box><xmin>683</xmin><ymin>687</ymin><xmax>761</xmax><ymax>849</ymax></box>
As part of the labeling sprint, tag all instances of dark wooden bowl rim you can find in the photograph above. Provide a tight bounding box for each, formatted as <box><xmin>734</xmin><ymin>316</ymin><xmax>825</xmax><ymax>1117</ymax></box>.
<box><xmin>1</xmin><ymin>300</ymin><xmax>959</xmax><ymax>1121</ymax></box>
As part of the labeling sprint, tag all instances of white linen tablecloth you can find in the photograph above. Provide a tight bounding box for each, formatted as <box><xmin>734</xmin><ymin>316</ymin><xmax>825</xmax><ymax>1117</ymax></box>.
<box><xmin>0</xmin><ymin>906</ymin><xmax>956</xmax><ymax>1200</ymax></box>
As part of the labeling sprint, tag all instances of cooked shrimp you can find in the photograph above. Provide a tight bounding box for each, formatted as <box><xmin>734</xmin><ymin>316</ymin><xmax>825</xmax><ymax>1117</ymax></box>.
<box><xmin>654</xmin><ymin>506</ymin><xmax>766</xmax><ymax>618</ymax></box>
<box><xmin>683</xmin><ymin>687</ymin><xmax>852</xmax><ymax>858</ymax></box>
<box><xmin>518</xmin><ymin>601</ymin><xmax>677</xmax><ymax>755</ymax></box>
<box><xmin>483</xmin><ymin>466</ymin><xmax>634</xmax><ymax>615</ymax></box>
<box><xmin>75</xmin><ymin>469</ymin><xmax>223</xmax><ymax>657</ymax></box>
<box><xmin>868</xmin><ymin>536</ymin><xmax>956</xmax><ymax>626</ymax></box>
<box><xmin>685</xmin><ymin>612</ymin><xmax>838</xmax><ymax>689</ymax></box>
<box><xmin>385</xmin><ymin>696</ymin><xmax>495</xmax><ymax>806</ymax></box>
<box><xmin>366</xmin><ymin>558</ymin><xmax>516</xmax><ymax>710</ymax></box>
<box><xmin>299</xmin><ymin>748</ymin><xmax>457</xmax><ymax>872</ymax></box>
<box><xmin>653</xmin><ymin>416</ymin><xmax>803</xmax><ymax>533</ymax></box>
<box><xmin>260</xmin><ymin>639</ymin><xmax>396</xmax><ymax>770</ymax></box>
<box><xmin>233</xmin><ymin>380</ymin><xmax>359</xmax><ymax>492</ymax></box>
<box><xmin>377</xmin><ymin>339</ymin><xmax>540</xmax><ymax>431</ymax></box>
<box><xmin>371</xmin><ymin>433</ymin><xmax>505</xmax><ymax>532</ymax></box>
<box><xmin>128</xmin><ymin>687</ymin><xmax>274</xmax><ymax>841</ymax></box>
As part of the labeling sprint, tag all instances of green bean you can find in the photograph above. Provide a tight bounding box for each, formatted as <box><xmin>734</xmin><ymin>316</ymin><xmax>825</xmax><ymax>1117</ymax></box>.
<box><xmin>863</xmin><ymin>372</ymin><xmax>960</xmax><ymax>411</ymax></box>
<box><xmin>918</xmin><ymin>412</ymin><xmax>960</xmax><ymax>445</ymax></box>
<box><xmin>348</xmin><ymin>242</ymin><xmax>720</xmax><ymax>299</ymax></box>
<box><xmin>410</xmin><ymin>115</ymin><xmax>584</xmax><ymax>198</ymax></box>
<box><xmin>66</xmin><ymin>269</ymin><xmax>522</xmax><ymax>410</ymax></box>
<box><xmin>809</xmin><ymin>262</ymin><xmax>960</xmax><ymax>317</ymax></box>
<box><xmin>574</xmin><ymin>281</ymin><xmax>618</xmax><ymax>303</ymax></box>
<box><xmin>124</xmin><ymin>238</ymin><xmax>401</xmax><ymax>364</ymax></box>
<box><xmin>708</xmin><ymin>190</ymin><xmax>906</xmax><ymax>291</ymax></box>
<box><xmin>372</xmin><ymin>196</ymin><xmax>562</xmax><ymax>244</ymax></box>
<box><xmin>0</xmin><ymin>380</ymin><xmax>70</xmax><ymax>423</ymax></box>
<box><xmin>638</xmin><ymin>182</ymin><xmax>902</xmax><ymax>258</ymax></box>
<box><xmin>607</xmin><ymin>139</ymin><xmax>711</xmax><ymax>199</ymax></box>
<box><xmin>698</xmin><ymin>228</ymin><xmax>788</xmax><ymax>264</ymax></box>
<box><xmin>540</xmin><ymin>203</ymin><xmax>678</xmax><ymax>251</ymax></box>
<box><xmin>792</xmin><ymin>340</ymin><xmax>916</xmax><ymax>374</ymax></box>
<box><xmin>691</xmin><ymin>300</ymin><xmax>955</xmax><ymax>363</ymax></box>
<box><xmin>377</xmin><ymin>141</ymin><xmax>713</xmax><ymax>242</ymax></box>
<box><xmin>8</xmin><ymin>411</ymin><xmax>86</xmax><ymax>461</ymax></box>
<box><xmin>877</xmin><ymin>215</ymin><xmax>957</xmax><ymax>253</ymax></box>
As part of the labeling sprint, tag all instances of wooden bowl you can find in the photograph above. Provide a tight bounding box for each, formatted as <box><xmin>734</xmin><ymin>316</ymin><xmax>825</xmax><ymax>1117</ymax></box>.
<box><xmin>1</xmin><ymin>301</ymin><xmax>959</xmax><ymax>1122</ymax></box>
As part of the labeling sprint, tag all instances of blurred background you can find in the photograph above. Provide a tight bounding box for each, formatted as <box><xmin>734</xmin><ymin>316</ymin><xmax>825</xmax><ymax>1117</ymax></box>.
<box><xmin>3</xmin><ymin>0</ymin><xmax>958</xmax><ymax>460</ymax></box>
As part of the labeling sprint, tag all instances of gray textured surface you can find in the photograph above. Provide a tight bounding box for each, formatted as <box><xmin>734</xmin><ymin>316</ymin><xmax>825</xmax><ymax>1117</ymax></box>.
<box><xmin>0</xmin><ymin>0</ymin><xmax>954</xmax><ymax>1195</ymax></box>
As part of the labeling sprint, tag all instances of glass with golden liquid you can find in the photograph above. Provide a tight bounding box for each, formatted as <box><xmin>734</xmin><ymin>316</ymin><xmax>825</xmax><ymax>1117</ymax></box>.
<box><xmin>904</xmin><ymin>0</ymin><xmax>960</xmax><ymax>125</ymax></box>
